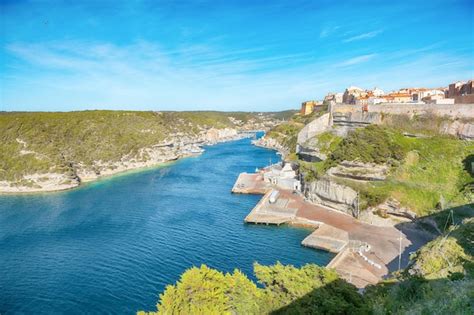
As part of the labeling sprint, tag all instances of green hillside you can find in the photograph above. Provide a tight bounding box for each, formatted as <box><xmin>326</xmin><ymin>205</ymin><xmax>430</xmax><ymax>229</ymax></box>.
<box><xmin>273</xmin><ymin>114</ymin><xmax>474</xmax><ymax>216</ymax></box>
<box><xmin>0</xmin><ymin>110</ymin><xmax>283</xmax><ymax>186</ymax></box>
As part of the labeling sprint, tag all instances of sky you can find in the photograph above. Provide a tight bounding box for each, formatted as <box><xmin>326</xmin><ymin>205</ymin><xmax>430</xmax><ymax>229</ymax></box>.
<box><xmin>0</xmin><ymin>0</ymin><xmax>473</xmax><ymax>112</ymax></box>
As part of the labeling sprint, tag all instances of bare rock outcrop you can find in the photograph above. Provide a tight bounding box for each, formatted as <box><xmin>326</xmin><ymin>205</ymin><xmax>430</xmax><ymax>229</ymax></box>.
<box><xmin>252</xmin><ymin>136</ymin><xmax>288</xmax><ymax>156</ymax></box>
<box><xmin>305</xmin><ymin>178</ymin><xmax>358</xmax><ymax>216</ymax></box>
<box><xmin>327</xmin><ymin>161</ymin><xmax>388</xmax><ymax>181</ymax></box>
<box><xmin>440</xmin><ymin>120</ymin><xmax>474</xmax><ymax>140</ymax></box>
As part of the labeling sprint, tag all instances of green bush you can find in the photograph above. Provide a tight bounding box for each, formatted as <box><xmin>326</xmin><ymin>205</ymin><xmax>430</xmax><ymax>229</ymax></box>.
<box><xmin>328</xmin><ymin>125</ymin><xmax>405</xmax><ymax>165</ymax></box>
<box><xmin>140</xmin><ymin>263</ymin><xmax>365</xmax><ymax>315</ymax></box>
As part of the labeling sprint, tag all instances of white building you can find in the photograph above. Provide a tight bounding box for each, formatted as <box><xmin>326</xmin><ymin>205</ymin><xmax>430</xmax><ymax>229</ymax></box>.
<box><xmin>372</xmin><ymin>87</ymin><xmax>385</xmax><ymax>97</ymax></box>
<box><xmin>263</xmin><ymin>163</ymin><xmax>301</xmax><ymax>191</ymax></box>
<box><xmin>368</xmin><ymin>97</ymin><xmax>386</xmax><ymax>105</ymax></box>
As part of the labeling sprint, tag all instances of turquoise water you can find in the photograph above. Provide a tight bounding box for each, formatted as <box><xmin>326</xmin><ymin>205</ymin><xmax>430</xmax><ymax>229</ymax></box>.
<box><xmin>0</xmin><ymin>137</ymin><xmax>333</xmax><ymax>314</ymax></box>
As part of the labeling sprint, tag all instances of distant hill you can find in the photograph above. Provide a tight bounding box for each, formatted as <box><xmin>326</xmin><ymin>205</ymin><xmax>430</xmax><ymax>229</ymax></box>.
<box><xmin>0</xmin><ymin>110</ymin><xmax>287</xmax><ymax>192</ymax></box>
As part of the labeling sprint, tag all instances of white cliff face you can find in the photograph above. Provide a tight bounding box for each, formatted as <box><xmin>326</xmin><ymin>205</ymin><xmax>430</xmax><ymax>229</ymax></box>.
<box><xmin>1</xmin><ymin>127</ymin><xmax>248</xmax><ymax>193</ymax></box>
<box><xmin>252</xmin><ymin>136</ymin><xmax>288</xmax><ymax>156</ymax></box>
<box><xmin>440</xmin><ymin>120</ymin><xmax>474</xmax><ymax>140</ymax></box>
<box><xmin>205</xmin><ymin>128</ymin><xmax>239</xmax><ymax>143</ymax></box>
<box><xmin>305</xmin><ymin>178</ymin><xmax>358</xmax><ymax>216</ymax></box>
<box><xmin>0</xmin><ymin>173</ymin><xmax>78</xmax><ymax>193</ymax></box>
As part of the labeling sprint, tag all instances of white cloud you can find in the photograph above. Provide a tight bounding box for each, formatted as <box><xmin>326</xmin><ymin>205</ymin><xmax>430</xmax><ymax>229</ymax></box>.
<box><xmin>319</xmin><ymin>25</ymin><xmax>341</xmax><ymax>38</ymax></box>
<box><xmin>336</xmin><ymin>54</ymin><xmax>377</xmax><ymax>67</ymax></box>
<box><xmin>343</xmin><ymin>30</ymin><xmax>383</xmax><ymax>42</ymax></box>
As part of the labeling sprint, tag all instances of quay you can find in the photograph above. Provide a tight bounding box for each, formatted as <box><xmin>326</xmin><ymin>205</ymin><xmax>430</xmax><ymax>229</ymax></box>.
<box><xmin>233</xmin><ymin>168</ymin><xmax>422</xmax><ymax>288</ymax></box>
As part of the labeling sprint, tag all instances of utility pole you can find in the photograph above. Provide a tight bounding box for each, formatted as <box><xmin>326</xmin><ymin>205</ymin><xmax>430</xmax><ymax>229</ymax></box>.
<box><xmin>398</xmin><ymin>230</ymin><xmax>402</xmax><ymax>271</ymax></box>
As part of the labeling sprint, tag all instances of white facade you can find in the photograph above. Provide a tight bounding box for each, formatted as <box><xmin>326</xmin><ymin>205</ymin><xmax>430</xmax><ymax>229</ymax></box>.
<box><xmin>263</xmin><ymin>163</ymin><xmax>301</xmax><ymax>191</ymax></box>
<box><xmin>372</xmin><ymin>87</ymin><xmax>385</xmax><ymax>97</ymax></box>
<box><xmin>368</xmin><ymin>97</ymin><xmax>386</xmax><ymax>105</ymax></box>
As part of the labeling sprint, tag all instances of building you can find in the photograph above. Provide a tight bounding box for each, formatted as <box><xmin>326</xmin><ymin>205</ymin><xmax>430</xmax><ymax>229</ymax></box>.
<box><xmin>432</xmin><ymin>98</ymin><xmax>455</xmax><ymax>104</ymax></box>
<box><xmin>324</xmin><ymin>92</ymin><xmax>343</xmax><ymax>105</ymax></box>
<box><xmin>343</xmin><ymin>86</ymin><xmax>365</xmax><ymax>104</ymax></box>
<box><xmin>421</xmin><ymin>90</ymin><xmax>446</xmax><ymax>103</ymax></box>
<box><xmin>386</xmin><ymin>92</ymin><xmax>412</xmax><ymax>103</ymax></box>
<box><xmin>263</xmin><ymin>163</ymin><xmax>301</xmax><ymax>191</ymax></box>
<box><xmin>372</xmin><ymin>87</ymin><xmax>385</xmax><ymax>97</ymax></box>
<box><xmin>447</xmin><ymin>81</ymin><xmax>466</xmax><ymax>98</ymax></box>
<box><xmin>368</xmin><ymin>96</ymin><xmax>387</xmax><ymax>105</ymax></box>
<box><xmin>300</xmin><ymin>100</ymin><xmax>322</xmax><ymax>115</ymax></box>
<box><xmin>447</xmin><ymin>80</ymin><xmax>474</xmax><ymax>103</ymax></box>
<box><xmin>355</xmin><ymin>95</ymin><xmax>369</xmax><ymax>106</ymax></box>
<box><xmin>411</xmin><ymin>89</ymin><xmax>446</xmax><ymax>103</ymax></box>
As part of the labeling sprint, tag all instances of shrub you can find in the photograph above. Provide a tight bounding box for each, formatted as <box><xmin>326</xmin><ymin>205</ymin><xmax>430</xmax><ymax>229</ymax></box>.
<box><xmin>328</xmin><ymin>125</ymin><xmax>405</xmax><ymax>165</ymax></box>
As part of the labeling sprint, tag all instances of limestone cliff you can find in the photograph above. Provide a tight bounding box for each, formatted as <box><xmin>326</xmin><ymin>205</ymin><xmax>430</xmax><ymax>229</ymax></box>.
<box><xmin>305</xmin><ymin>178</ymin><xmax>358</xmax><ymax>216</ymax></box>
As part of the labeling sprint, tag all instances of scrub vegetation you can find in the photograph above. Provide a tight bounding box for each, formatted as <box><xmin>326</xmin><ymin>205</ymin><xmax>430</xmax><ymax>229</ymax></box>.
<box><xmin>294</xmin><ymin>124</ymin><xmax>474</xmax><ymax>216</ymax></box>
<box><xmin>0</xmin><ymin>110</ymin><xmax>285</xmax><ymax>184</ymax></box>
<box><xmin>138</xmin><ymin>263</ymin><xmax>369</xmax><ymax>315</ymax></box>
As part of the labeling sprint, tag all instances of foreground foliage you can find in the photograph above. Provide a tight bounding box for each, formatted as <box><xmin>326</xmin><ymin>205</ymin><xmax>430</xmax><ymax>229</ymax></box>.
<box><xmin>138</xmin><ymin>263</ymin><xmax>368</xmax><ymax>315</ymax></box>
<box><xmin>408</xmin><ymin>217</ymin><xmax>474</xmax><ymax>279</ymax></box>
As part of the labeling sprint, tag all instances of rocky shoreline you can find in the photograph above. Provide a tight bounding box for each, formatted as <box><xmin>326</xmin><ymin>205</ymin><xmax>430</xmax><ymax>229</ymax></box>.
<box><xmin>251</xmin><ymin>136</ymin><xmax>288</xmax><ymax>157</ymax></box>
<box><xmin>0</xmin><ymin>128</ymin><xmax>252</xmax><ymax>194</ymax></box>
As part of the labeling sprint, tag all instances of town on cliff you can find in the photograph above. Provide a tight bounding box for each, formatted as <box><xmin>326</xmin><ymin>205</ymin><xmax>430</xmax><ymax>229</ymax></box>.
<box><xmin>301</xmin><ymin>79</ymin><xmax>474</xmax><ymax>115</ymax></box>
<box><xmin>244</xmin><ymin>78</ymin><xmax>473</xmax><ymax>288</ymax></box>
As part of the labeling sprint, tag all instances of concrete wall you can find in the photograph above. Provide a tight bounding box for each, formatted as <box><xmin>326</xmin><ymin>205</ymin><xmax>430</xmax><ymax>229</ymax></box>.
<box><xmin>333</xmin><ymin>103</ymin><xmax>474</xmax><ymax>119</ymax></box>
<box><xmin>296</xmin><ymin>113</ymin><xmax>331</xmax><ymax>145</ymax></box>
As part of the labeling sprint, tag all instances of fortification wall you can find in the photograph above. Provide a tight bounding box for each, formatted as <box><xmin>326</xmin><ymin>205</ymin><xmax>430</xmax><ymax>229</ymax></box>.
<box><xmin>333</xmin><ymin>103</ymin><xmax>474</xmax><ymax>119</ymax></box>
<box><xmin>297</xmin><ymin>112</ymin><xmax>331</xmax><ymax>145</ymax></box>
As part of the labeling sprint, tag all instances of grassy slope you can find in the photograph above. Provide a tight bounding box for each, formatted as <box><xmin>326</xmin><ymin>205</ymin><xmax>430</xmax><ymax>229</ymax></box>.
<box><xmin>377</xmin><ymin>134</ymin><xmax>473</xmax><ymax>214</ymax></box>
<box><xmin>298</xmin><ymin>125</ymin><xmax>473</xmax><ymax>216</ymax></box>
<box><xmin>0</xmin><ymin>110</ymin><xmax>281</xmax><ymax>183</ymax></box>
<box><xmin>367</xmin><ymin>216</ymin><xmax>474</xmax><ymax>314</ymax></box>
<box><xmin>408</xmin><ymin>216</ymin><xmax>474</xmax><ymax>279</ymax></box>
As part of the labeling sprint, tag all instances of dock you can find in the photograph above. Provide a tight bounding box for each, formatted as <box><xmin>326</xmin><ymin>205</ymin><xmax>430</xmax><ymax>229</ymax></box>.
<box><xmin>235</xmin><ymin>171</ymin><xmax>418</xmax><ymax>288</ymax></box>
<box><xmin>244</xmin><ymin>190</ymin><xmax>298</xmax><ymax>225</ymax></box>
<box><xmin>301</xmin><ymin>224</ymin><xmax>349</xmax><ymax>253</ymax></box>
<box><xmin>232</xmin><ymin>172</ymin><xmax>271</xmax><ymax>194</ymax></box>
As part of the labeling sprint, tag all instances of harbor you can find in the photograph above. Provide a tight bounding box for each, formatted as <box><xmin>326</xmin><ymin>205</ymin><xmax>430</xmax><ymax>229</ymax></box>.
<box><xmin>233</xmin><ymin>163</ymin><xmax>422</xmax><ymax>288</ymax></box>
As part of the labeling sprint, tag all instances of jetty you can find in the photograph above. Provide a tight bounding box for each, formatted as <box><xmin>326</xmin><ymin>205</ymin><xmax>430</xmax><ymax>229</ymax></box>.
<box><xmin>232</xmin><ymin>172</ymin><xmax>271</xmax><ymax>194</ymax></box>
<box><xmin>233</xmin><ymin>170</ymin><xmax>418</xmax><ymax>288</ymax></box>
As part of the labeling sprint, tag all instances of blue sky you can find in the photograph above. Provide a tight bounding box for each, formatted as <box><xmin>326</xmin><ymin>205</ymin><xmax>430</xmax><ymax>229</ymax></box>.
<box><xmin>1</xmin><ymin>0</ymin><xmax>473</xmax><ymax>112</ymax></box>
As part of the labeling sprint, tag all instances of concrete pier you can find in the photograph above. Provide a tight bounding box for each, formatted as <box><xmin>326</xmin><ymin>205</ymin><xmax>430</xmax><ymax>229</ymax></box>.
<box><xmin>235</xmin><ymin>171</ymin><xmax>422</xmax><ymax>288</ymax></box>
<box><xmin>244</xmin><ymin>190</ymin><xmax>298</xmax><ymax>225</ymax></box>
<box><xmin>232</xmin><ymin>172</ymin><xmax>271</xmax><ymax>194</ymax></box>
<box><xmin>302</xmin><ymin>225</ymin><xmax>348</xmax><ymax>253</ymax></box>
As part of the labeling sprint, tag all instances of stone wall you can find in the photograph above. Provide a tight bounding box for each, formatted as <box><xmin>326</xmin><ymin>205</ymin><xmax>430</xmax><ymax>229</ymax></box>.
<box><xmin>333</xmin><ymin>103</ymin><xmax>474</xmax><ymax>119</ymax></box>
<box><xmin>296</xmin><ymin>113</ymin><xmax>331</xmax><ymax>145</ymax></box>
